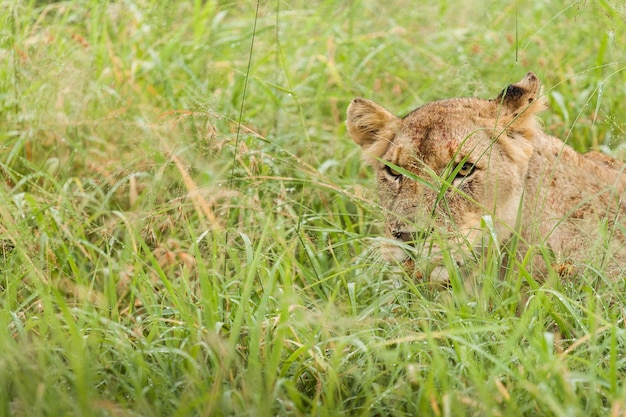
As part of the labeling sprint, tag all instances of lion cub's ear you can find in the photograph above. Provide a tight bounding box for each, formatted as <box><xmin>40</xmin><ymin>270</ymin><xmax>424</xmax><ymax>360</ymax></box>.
<box><xmin>346</xmin><ymin>98</ymin><xmax>401</xmax><ymax>158</ymax></box>
<box><xmin>494</xmin><ymin>72</ymin><xmax>548</xmax><ymax>132</ymax></box>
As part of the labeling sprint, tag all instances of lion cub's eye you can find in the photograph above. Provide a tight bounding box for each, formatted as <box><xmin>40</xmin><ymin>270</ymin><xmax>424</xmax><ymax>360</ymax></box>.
<box><xmin>384</xmin><ymin>165</ymin><xmax>403</xmax><ymax>181</ymax></box>
<box><xmin>455</xmin><ymin>162</ymin><xmax>475</xmax><ymax>178</ymax></box>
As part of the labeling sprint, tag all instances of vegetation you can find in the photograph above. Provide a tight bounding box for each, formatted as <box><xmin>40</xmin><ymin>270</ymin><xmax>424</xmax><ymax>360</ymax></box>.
<box><xmin>1</xmin><ymin>0</ymin><xmax>626</xmax><ymax>415</ymax></box>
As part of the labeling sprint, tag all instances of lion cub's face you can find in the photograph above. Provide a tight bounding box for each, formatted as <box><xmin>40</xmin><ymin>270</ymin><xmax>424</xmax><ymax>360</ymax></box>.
<box><xmin>347</xmin><ymin>73</ymin><xmax>547</xmax><ymax>280</ymax></box>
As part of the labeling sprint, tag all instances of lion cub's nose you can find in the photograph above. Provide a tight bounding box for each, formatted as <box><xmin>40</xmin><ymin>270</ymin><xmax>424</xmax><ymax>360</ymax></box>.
<box><xmin>392</xmin><ymin>231</ymin><xmax>416</xmax><ymax>243</ymax></box>
<box><xmin>392</xmin><ymin>227</ymin><xmax>433</xmax><ymax>243</ymax></box>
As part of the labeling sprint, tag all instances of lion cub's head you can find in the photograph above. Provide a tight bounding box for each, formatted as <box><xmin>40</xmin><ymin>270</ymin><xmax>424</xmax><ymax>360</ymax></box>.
<box><xmin>347</xmin><ymin>72</ymin><xmax>547</xmax><ymax>282</ymax></box>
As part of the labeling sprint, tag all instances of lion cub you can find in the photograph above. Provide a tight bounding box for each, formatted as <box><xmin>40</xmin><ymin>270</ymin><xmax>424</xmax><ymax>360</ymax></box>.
<box><xmin>347</xmin><ymin>72</ymin><xmax>626</xmax><ymax>281</ymax></box>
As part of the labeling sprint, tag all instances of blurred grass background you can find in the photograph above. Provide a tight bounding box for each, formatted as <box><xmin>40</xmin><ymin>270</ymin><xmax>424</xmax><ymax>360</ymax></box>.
<box><xmin>1</xmin><ymin>1</ymin><xmax>626</xmax><ymax>416</ymax></box>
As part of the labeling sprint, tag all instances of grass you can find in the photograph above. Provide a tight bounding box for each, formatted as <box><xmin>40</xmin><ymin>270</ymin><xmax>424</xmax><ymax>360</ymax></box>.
<box><xmin>1</xmin><ymin>0</ymin><xmax>626</xmax><ymax>415</ymax></box>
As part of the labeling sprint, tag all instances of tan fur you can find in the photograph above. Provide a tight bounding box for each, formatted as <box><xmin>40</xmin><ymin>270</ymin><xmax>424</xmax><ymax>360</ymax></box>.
<box><xmin>347</xmin><ymin>72</ymin><xmax>626</xmax><ymax>281</ymax></box>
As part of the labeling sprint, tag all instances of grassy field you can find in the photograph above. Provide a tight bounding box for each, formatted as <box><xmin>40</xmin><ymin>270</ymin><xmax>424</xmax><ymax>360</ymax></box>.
<box><xmin>1</xmin><ymin>0</ymin><xmax>626</xmax><ymax>416</ymax></box>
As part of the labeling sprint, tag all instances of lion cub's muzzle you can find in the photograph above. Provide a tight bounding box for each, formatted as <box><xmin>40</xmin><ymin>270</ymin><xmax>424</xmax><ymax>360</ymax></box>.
<box><xmin>388</xmin><ymin>229</ymin><xmax>464</xmax><ymax>285</ymax></box>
